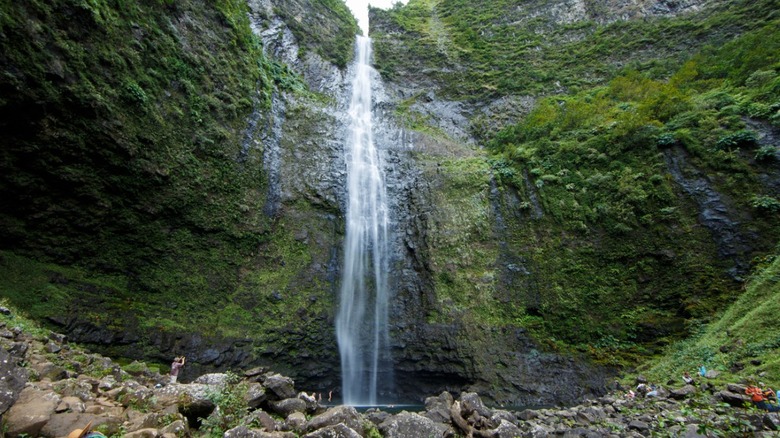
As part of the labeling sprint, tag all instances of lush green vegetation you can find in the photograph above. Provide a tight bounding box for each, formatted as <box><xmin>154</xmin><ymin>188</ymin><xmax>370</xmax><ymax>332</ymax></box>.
<box><xmin>0</xmin><ymin>0</ymin><xmax>349</xmax><ymax>371</ymax></box>
<box><xmin>374</xmin><ymin>0</ymin><xmax>780</xmax><ymax>367</ymax></box>
<box><xmin>373</xmin><ymin>0</ymin><xmax>779</xmax><ymax>100</ymax></box>
<box><xmin>269</xmin><ymin>0</ymin><xmax>360</xmax><ymax>68</ymax></box>
<box><xmin>639</xmin><ymin>248</ymin><xmax>780</xmax><ymax>393</ymax></box>
<box><xmin>482</xmin><ymin>19</ymin><xmax>779</xmax><ymax>360</ymax></box>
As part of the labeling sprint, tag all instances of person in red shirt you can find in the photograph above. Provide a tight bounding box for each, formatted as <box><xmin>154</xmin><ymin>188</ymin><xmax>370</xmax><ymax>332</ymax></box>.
<box><xmin>746</xmin><ymin>383</ymin><xmax>779</xmax><ymax>412</ymax></box>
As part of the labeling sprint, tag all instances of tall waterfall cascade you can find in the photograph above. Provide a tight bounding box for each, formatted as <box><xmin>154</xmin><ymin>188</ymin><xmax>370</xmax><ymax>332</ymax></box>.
<box><xmin>336</xmin><ymin>35</ymin><xmax>392</xmax><ymax>406</ymax></box>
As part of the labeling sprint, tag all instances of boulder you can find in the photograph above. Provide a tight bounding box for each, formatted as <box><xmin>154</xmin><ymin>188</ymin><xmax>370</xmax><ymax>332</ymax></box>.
<box><xmin>244</xmin><ymin>366</ymin><xmax>269</xmax><ymax>379</ymax></box>
<box><xmin>365</xmin><ymin>408</ymin><xmax>391</xmax><ymax>425</ymax></box>
<box><xmin>0</xmin><ymin>347</ymin><xmax>27</xmax><ymax>415</ymax></box>
<box><xmin>245</xmin><ymin>409</ymin><xmax>277</xmax><ymax>432</ymax></box>
<box><xmin>576</xmin><ymin>406</ymin><xmax>607</xmax><ymax>424</ymax></box>
<box><xmin>246</xmin><ymin>382</ymin><xmax>268</xmax><ymax>409</ymax></box>
<box><xmin>224</xmin><ymin>426</ymin><xmax>265</xmax><ymax>437</ymax></box>
<box><xmin>527</xmin><ymin>423</ymin><xmax>555</xmax><ymax>437</ymax></box>
<box><xmin>193</xmin><ymin>373</ymin><xmax>230</xmax><ymax>386</ymax></box>
<box><xmin>764</xmin><ymin>413</ymin><xmax>780</xmax><ymax>431</ymax></box>
<box><xmin>264</xmin><ymin>374</ymin><xmax>296</xmax><ymax>400</ymax></box>
<box><xmin>424</xmin><ymin>391</ymin><xmax>454</xmax><ymax>423</ymax></box>
<box><xmin>518</xmin><ymin>409</ymin><xmax>540</xmax><ymax>421</ymax></box>
<box><xmin>286</xmin><ymin>411</ymin><xmax>307</xmax><ymax>431</ymax></box>
<box><xmin>44</xmin><ymin>341</ymin><xmax>62</xmax><ymax>354</ymax></box>
<box><xmin>160</xmin><ymin>419</ymin><xmax>188</xmax><ymax>436</ymax></box>
<box><xmin>684</xmin><ymin>423</ymin><xmax>708</xmax><ymax>437</ymax></box>
<box><xmin>98</xmin><ymin>375</ymin><xmax>118</xmax><ymax>392</ymax></box>
<box><xmin>704</xmin><ymin>370</ymin><xmax>720</xmax><ymax>379</ymax></box>
<box><xmin>726</xmin><ymin>383</ymin><xmax>747</xmax><ymax>393</ymax></box>
<box><xmin>303</xmin><ymin>423</ymin><xmax>362</xmax><ymax>438</ymax></box>
<box><xmin>669</xmin><ymin>385</ymin><xmax>697</xmax><ymax>400</ymax></box>
<box><xmin>7</xmin><ymin>341</ymin><xmax>29</xmax><ymax>358</ymax></box>
<box><xmin>494</xmin><ymin>419</ymin><xmax>523</xmax><ymax>438</ymax></box>
<box><xmin>4</xmin><ymin>386</ymin><xmax>61</xmax><ymax>437</ymax></box>
<box><xmin>124</xmin><ymin>428</ymin><xmax>159</xmax><ymax>438</ymax></box>
<box><xmin>459</xmin><ymin>392</ymin><xmax>492</xmax><ymax>419</ymax></box>
<box><xmin>490</xmin><ymin>409</ymin><xmax>517</xmax><ymax>425</ymax></box>
<box><xmin>715</xmin><ymin>390</ymin><xmax>751</xmax><ymax>407</ymax></box>
<box><xmin>305</xmin><ymin>405</ymin><xmax>363</xmax><ymax>434</ymax></box>
<box><xmin>118</xmin><ymin>383</ymin><xmax>154</xmax><ymax>408</ymax></box>
<box><xmin>55</xmin><ymin>378</ymin><xmax>95</xmax><ymax>401</ymax></box>
<box><xmin>270</xmin><ymin>397</ymin><xmax>307</xmax><ymax>417</ymax></box>
<box><xmin>39</xmin><ymin>412</ymin><xmax>123</xmax><ymax>438</ymax></box>
<box><xmin>56</xmin><ymin>396</ymin><xmax>86</xmax><ymax>413</ymax></box>
<box><xmin>628</xmin><ymin>419</ymin><xmax>650</xmax><ymax>431</ymax></box>
<box><xmin>379</xmin><ymin>411</ymin><xmax>450</xmax><ymax>438</ymax></box>
<box><xmin>126</xmin><ymin>411</ymin><xmax>182</xmax><ymax>432</ymax></box>
<box><xmin>31</xmin><ymin>361</ymin><xmax>67</xmax><ymax>381</ymax></box>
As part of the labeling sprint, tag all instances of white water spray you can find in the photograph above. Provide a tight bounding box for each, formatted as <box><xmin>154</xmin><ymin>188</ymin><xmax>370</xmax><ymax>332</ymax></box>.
<box><xmin>336</xmin><ymin>35</ymin><xmax>391</xmax><ymax>406</ymax></box>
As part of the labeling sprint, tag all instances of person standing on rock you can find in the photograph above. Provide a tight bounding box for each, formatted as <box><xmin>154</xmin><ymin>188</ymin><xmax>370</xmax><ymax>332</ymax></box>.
<box><xmin>170</xmin><ymin>356</ymin><xmax>185</xmax><ymax>384</ymax></box>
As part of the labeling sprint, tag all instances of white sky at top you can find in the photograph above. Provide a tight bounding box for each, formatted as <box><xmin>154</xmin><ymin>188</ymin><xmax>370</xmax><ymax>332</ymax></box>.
<box><xmin>344</xmin><ymin>0</ymin><xmax>408</xmax><ymax>35</ymax></box>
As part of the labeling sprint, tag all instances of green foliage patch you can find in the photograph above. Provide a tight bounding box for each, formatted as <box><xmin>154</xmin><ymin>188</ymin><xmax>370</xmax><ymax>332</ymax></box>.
<box><xmin>640</xmin><ymin>250</ymin><xmax>780</xmax><ymax>392</ymax></box>
<box><xmin>373</xmin><ymin>0</ymin><xmax>780</xmax><ymax>101</ymax></box>
<box><xmin>0</xmin><ymin>0</ymin><xmax>340</xmax><ymax>365</ymax></box>
<box><xmin>379</xmin><ymin>0</ymin><xmax>780</xmax><ymax>368</ymax></box>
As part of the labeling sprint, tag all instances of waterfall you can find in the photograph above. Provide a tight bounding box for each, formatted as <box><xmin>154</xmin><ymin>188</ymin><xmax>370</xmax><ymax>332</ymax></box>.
<box><xmin>336</xmin><ymin>35</ymin><xmax>391</xmax><ymax>406</ymax></box>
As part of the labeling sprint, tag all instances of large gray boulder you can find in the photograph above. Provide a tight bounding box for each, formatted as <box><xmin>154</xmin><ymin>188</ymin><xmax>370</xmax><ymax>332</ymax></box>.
<box><xmin>424</xmin><ymin>391</ymin><xmax>454</xmax><ymax>423</ymax></box>
<box><xmin>285</xmin><ymin>411</ymin><xmax>307</xmax><ymax>431</ymax></box>
<box><xmin>494</xmin><ymin>419</ymin><xmax>523</xmax><ymax>438</ymax></box>
<box><xmin>269</xmin><ymin>397</ymin><xmax>307</xmax><ymax>417</ymax></box>
<box><xmin>40</xmin><ymin>412</ymin><xmax>123</xmax><ymax>438</ymax></box>
<box><xmin>31</xmin><ymin>361</ymin><xmax>67</xmax><ymax>381</ymax></box>
<box><xmin>764</xmin><ymin>413</ymin><xmax>780</xmax><ymax>431</ymax></box>
<box><xmin>716</xmin><ymin>390</ymin><xmax>751</xmax><ymax>407</ymax></box>
<box><xmin>4</xmin><ymin>386</ymin><xmax>61</xmax><ymax>437</ymax></box>
<box><xmin>224</xmin><ymin>425</ymin><xmax>279</xmax><ymax>438</ymax></box>
<box><xmin>669</xmin><ymin>384</ymin><xmax>697</xmax><ymax>400</ymax></box>
<box><xmin>263</xmin><ymin>374</ymin><xmax>297</xmax><ymax>400</ymax></box>
<box><xmin>379</xmin><ymin>411</ymin><xmax>450</xmax><ymax>438</ymax></box>
<box><xmin>303</xmin><ymin>423</ymin><xmax>362</xmax><ymax>438</ymax></box>
<box><xmin>193</xmin><ymin>373</ymin><xmax>230</xmax><ymax>386</ymax></box>
<box><xmin>245</xmin><ymin>382</ymin><xmax>268</xmax><ymax>409</ymax></box>
<box><xmin>459</xmin><ymin>392</ymin><xmax>492</xmax><ymax>419</ymax></box>
<box><xmin>305</xmin><ymin>405</ymin><xmax>363</xmax><ymax>434</ymax></box>
<box><xmin>0</xmin><ymin>347</ymin><xmax>26</xmax><ymax>415</ymax></box>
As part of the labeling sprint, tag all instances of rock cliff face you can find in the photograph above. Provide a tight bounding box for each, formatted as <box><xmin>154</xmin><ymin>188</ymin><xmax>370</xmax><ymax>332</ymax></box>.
<box><xmin>2</xmin><ymin>0</ymin><xmax>777</xmax><ymax>411</ymax></box>
<box><xmin>363</xmin><ymin>0</ymin><xmax>780</xmax><ymax>406</ymax></box>
<box><xmin>239</xmin><ymin>0</ymin><xmax>616</xmax><ymax>405</ymax></box>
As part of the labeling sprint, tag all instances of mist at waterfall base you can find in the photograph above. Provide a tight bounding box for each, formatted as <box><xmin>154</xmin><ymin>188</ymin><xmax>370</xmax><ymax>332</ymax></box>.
<box><xmin>335</xmin><ymin>35</ymin><xmax>395</xmax><ymax>407</ymax></box>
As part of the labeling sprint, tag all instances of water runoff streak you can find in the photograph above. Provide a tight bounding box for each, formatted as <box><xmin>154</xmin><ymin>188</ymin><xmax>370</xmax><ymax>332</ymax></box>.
<box><xmin>336</xmin><ymin>35</ymin><xmax>391</xmax><ymax>406</ymax></box>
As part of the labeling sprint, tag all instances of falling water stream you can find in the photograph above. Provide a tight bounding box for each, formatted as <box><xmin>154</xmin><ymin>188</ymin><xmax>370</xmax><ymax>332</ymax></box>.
<box><xmin>335</xmin><ymin>35</ymin><xmax>391</xmax><ymax>406</ymax></box>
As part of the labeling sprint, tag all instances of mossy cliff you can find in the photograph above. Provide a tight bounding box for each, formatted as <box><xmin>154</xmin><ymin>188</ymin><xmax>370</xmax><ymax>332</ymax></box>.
<box><xmin>0</xmin><ymin>0</ymin><xmax>357</xmax><ymax>391</ymax></box>
<box><xmin>370</xmin><ymin>0</ymin><xmax>780</xmax><ymax>402</ymax></box>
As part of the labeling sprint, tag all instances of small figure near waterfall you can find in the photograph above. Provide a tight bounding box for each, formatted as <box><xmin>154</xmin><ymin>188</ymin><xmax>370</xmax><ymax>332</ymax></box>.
<box><xmin>698</xmin><ymin>364</ymin><xmax>707</xmax><ymax>377</ymax></box>
<box><xmin>170</xmin><ymin>356</ymin><xmax>185</xmax><ymax>384</ymax></box>
<box><xmin>683</xmin><ymin>371</ymin><xmax>695</xmax><ymax>385</ymax></box>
